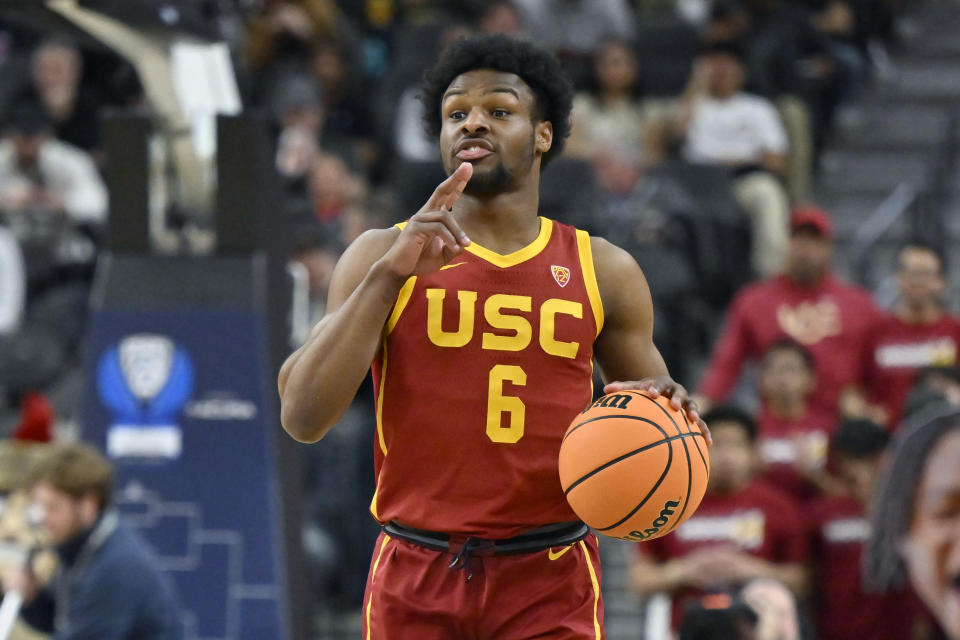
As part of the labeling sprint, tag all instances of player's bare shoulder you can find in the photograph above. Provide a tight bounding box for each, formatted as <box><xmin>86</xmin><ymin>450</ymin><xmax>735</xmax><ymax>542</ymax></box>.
<box><xmin>326</xmin><ymin>226</ymin><xmax>401</xmax><ymax>310</ymax></box>
<box><xmin>588</xmin><ymin>235</ymin><xmax>653</xmax><ymax>321</ymax></box>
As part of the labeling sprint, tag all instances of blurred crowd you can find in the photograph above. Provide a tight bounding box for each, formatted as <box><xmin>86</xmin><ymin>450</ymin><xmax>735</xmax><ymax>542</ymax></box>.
<box><xmin>0</xmin><ymin>0</ymin><xmax>957</xmax><ymax>639</ymax></box>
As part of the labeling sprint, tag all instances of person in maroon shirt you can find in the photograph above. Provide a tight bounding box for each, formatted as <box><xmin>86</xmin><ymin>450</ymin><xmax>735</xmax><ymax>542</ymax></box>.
<box><xmin>851</xmin><ymin>244</ymin><xmax>960</xmax><ymax>429</ymax></box>
<box><xmin>630</xmin><ymin>406</ymin><xmax>807</xmax><ymax>631</ymax></box>
<box><xmin>808</xmin><ymin>418</ymin><xmax>932</xmax><ymax>640</ymax></box>
<box><xmin>756</xmin><ymin>339</ymin><xmax>839</xmax><ymax>502</ymax></box>
<box><xmin>697</xmin><ymin>205</ymin><xmax>881</xmax><ymax>416</ymax></box>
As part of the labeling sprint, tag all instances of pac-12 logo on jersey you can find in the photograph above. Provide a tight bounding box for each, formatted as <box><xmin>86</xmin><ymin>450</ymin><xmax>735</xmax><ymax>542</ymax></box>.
<box><xmin>551</xmin><ymin>265</ymin><xmax>570</xmax><ymax>287</ymax></box>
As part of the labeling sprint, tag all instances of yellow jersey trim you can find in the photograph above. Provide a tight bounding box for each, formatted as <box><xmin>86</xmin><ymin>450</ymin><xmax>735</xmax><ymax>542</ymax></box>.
<box><xmin>387</xmin><ymin>277</ymin><xmax>417</xmax><ymax>334</ymax></box>
<box><xmin>465</xmin><ymin>217</ymin><xmax>553</xmax><ymax>268</ymax></box>
<box><xmin>374</xmin><ymin>340</ymin><xmax>389</xmax><ymax>456</ymax></box>
<box><xmin>576</xmin><ymin>230</ymin><xmax>604</xmax><ymax>337</ymax></box>
<box><xmin>364</xmin><ymin>534</ymin><xmax>391</xmax><ymax>638</ymax></box>
<box><xmin>394</xmin><ymin>221</ymin><xmax>407</xmax><ymax>230</ymax></box>
<box><xmin>579</xmin><ymin>539</ymin><xmax>602</xmax><ymax>640</ymax></box>
<box><xmin>369</xmin><ymin>483</ymin><xmax>380</xmax><ymax>520</ymax></box>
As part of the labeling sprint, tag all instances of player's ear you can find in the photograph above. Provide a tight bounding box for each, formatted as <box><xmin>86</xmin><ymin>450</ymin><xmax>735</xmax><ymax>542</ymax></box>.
<box><xmin>535</xmin><ymin>121</ymin><xmax>553</xmax><ymax>154</ymax></box>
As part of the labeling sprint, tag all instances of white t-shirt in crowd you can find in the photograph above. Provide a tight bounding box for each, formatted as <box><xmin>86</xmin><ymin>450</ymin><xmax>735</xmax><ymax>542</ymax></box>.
<box><xmin>684</xmin><ymin>92</ymin><xmax>788</xmax><ymax>165</ymax></box>
<box><xmin>0</xmin><ymin>137</ymin><xmax>107</xmax><ymax>223</ymax></box>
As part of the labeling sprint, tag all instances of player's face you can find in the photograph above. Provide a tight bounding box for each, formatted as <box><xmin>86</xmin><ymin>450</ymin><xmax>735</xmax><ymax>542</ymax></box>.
<box><xmin>759</xmin><ymin>348</ymin><xmax>813</xmax><ymax>404</ymax></box>
<box><xmin>31</xmin><ymin>482</ymin><xmax>97</xmax><ymax>546</ymax></box>
<box><xmin>439</xmin><ymin>69</ymin><xmax>552</xmax><ymax>197</ymax></box>
<box><xmin>708</xmin><ymin>421</ymin><xmax>756</xmax><ymax>494</ymax></box>
<box><xmin>900</xmin><ymin>429</ymin><xmax>960</xmax><ymax>639</ymax></box>
<box><xmin>898</xmin><ymin>247</ymin><xmax>945</xmax><ymax>307</ymax></box>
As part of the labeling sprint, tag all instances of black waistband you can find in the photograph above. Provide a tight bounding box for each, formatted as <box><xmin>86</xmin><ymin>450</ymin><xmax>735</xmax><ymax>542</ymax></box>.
<box><xmin>382</xmin><ymin>520</ymin><xmax>590</xmax><ymax>556</ymax></box>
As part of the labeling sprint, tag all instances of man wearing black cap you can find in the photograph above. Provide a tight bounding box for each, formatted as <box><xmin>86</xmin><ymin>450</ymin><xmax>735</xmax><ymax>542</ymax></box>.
<box><xmin>697</xmin><ymin>205</ymin><xmax>881</xmax><ymax>416</ymax></box>
<box><xmin>0</xmin><ymin>101</ymin><xmax>107</xmax><ymax>224</ymax></box>
<box><xmin>670</xmin><ymin>41</ymin><xmax>790</xmax><ymax>277</ymax></box>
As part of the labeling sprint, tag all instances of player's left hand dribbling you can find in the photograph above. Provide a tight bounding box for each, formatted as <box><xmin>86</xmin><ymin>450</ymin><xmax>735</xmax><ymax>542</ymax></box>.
<box><xmin>605</xmin><ymin>377</ymin><xmax>712</xmax><ymax>445</ymax></box>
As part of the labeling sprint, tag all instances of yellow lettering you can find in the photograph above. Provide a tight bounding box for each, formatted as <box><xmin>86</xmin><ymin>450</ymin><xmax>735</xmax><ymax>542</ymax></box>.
<box><xmin>540</xmin><ymin>299</ymin><xmax>583</xmax><ymax>359</ymax></box>
<box><xmin>487</xmin><ymin>364</ymin><xmax>526</xmax><ymax>443</ymax></box>
<box><xmin>426</xmin><ymin>289</ymin><xmax>477</xmax><ymax>348</ymax></box>
<box><xmin>482</xmin><ymin>294</ymin><xmax>533</xmax><ymax>351</ymax></box>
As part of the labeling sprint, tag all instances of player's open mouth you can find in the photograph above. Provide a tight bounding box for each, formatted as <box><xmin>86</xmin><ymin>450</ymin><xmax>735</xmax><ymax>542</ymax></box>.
<box><xmin>456</xmin><ymin>146</ymin><xmax>494</xmax><ymax>161</ymax></box>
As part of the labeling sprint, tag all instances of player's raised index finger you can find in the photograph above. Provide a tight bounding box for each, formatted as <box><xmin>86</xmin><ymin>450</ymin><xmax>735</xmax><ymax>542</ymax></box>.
<box><xmin>426</xmin><ymin>162</ymin><xmax>473</xmax><ymax>210</ymax></box>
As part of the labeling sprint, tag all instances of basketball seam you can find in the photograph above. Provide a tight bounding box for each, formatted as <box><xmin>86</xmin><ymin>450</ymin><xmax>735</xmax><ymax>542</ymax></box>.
<box><xmin>565</xmin><ymin>391</ymin><xmax>707</xmax><ymax>537</ymax></box>
<box><xmin>563</xmin><ymin>390</ymin><xmax>664</xmax><ymax>443</ymax></box>
<box><xmin>593</xmin><ymin>432</ymin><xmax>676</xmax><ymax>532</ymax></box>
<box><xmin>563</xmin><ymin>430</ymin><xmax>698</xmax><ymax>496</ymax></box>
<box><xmin>563</xmin><ymin>416</ymin><xmax>672</xmax><ymax>493</ymax></box>
<box><xmin>636</xmin><ymin>394</ymin><xmax>698</xmax><ymax>536</ymax></box>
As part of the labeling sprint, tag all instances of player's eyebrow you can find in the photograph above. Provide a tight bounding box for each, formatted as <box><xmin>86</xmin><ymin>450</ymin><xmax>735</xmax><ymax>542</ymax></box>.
<box><xmin>442</xmin><ymin>86</ymin><xmax>521</xmax><ymax>103</ymax></box>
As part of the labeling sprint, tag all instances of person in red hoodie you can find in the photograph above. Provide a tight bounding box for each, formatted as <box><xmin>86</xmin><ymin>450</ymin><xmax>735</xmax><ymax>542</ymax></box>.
<box><xmin>808</xmin><ymin>418</ymin><xmax>932</xmax><ymax>640</ymax></box>
<box><xmin>851</xmin><ymin>243</ymin><xmax>960</xmax><ymax>429</ymax></box>
<box><xmin>697</xmin><ymin>204</ymin><xmax>880</xmax><ymax>416</ymax></box>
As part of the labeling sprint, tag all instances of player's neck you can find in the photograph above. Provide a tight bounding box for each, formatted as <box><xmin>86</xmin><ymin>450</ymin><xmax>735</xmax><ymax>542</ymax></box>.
<box><xmin>455</xmin><ymin>181</ymin><xmax>542</xmax><ymax>253</ymax></box>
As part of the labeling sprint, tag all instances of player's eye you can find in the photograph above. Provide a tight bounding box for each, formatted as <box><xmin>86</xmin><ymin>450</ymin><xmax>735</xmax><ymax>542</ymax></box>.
<box><xmin>449</xmin><ymin>111</ymin><xmax>465</xmax><ymax>120</ymax></box>
<box><xmin>492</xmin><ymin>109</ymin><xmax>509</xmax><ymax>118</ymax></box>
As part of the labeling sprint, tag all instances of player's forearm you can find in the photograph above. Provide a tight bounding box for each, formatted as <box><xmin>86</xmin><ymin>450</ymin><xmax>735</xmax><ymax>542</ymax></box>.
<box><xmin>279</xmin><ymin>260</ymin><xmax>404</xmax><ymax>442</ymax></box>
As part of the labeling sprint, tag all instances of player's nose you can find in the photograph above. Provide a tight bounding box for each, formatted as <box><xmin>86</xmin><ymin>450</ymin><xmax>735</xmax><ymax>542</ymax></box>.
<box><xmin>460</xmin><ymin>107</ymin><xmax>489</xmax><ymax>134</ymax></box>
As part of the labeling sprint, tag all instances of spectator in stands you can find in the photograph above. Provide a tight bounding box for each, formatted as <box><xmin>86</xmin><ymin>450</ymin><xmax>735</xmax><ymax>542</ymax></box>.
<box><xmin>477</xmin><ymin>1</ymin><xmax>525</xmax><ymax>37</ymax></box>
<box><xmin>0</xmin><ymin>442</ymin><xmax>183</xmax><ymax>639</ymax></box>
<box><xmin>849</xmin><ymin>244</ymin><xmax>960</xmax><ymax>428</ymax></box>
<box><xmin>306</xmin><ymin>151</ymin><xmax>367</xmax><ymax>223</ymax></box>
<box><xmin>867</xmin><ymin>409</ymin><xmax>960</xmax><ymax>640</ymax></box>
<box><xmin>902</xmin><ymin>365</ymin><xmax>960</xmax><ymax>419</ymax></box>
<box><xmin>245</xmin><ymin>0</ymin><xmax>347</xmax><ymax>97</ymax></box>
<box><xmin>678</xmin><ymin>591</ymin><xmax>759</xmax><ymax>640</ymax></box>
<box><xmin>696</xmin><ymin>205</ymin><xmax>880</xmax><ymax>416</ymax></box>
<box><xmin>271</xmin><ymin>74</ymin><xmax>325</xmax><ymax>180</ymax></box>
<box><xmin>0</xmin><ymin>223</ymin><xmax>24</xmax><ymax>335</ymax></box>
<box><xmin>590</xmin><ymin>143</ymin><xmax>699</xmax><ymax>381</ymax></box>
<box><xmin>809</xmin><ymin>418</ymin><xmax>931</xmax><ymax>639</ymax></box>
<box><xmin>740</xmin><ymin>578</ymin><xmax>804</xmax><ymax>640</ymax></box>
<box><xmin>756</xmin><ymin>339</ymin><xmax>837</xmax><ymax>501</ymax></box>
<box><xmin>630</xmin><ymin>406</ymin><xmax>806</xmax><ymax>630</ymax></box>
<box><xmin>309</xmin><ymin>37</ymin><xmax>377</xmax><ymax>170</ymax></box>
<box><xmin>0</xmin><ymin>102</ymin><xmax>107</xmax><ymax>226</ymax></box>
<box><xmin>567</xmin><ymin>40</ymin><xmax>655</xmax><ymax>162</ymax></box>
<box><xmin>21</xmin><ymin>38</ymin><xmax>102</xmax><ymax>157</ymax></box>
<box><xmin>669</xmin><ymin>40</ymin><xmax>790</xmax><ymax>276</ymax></box>
<box><xmin>510</xmin><ymin>0</ymin><xmax>635</xmax><ymax>86</ymax></box>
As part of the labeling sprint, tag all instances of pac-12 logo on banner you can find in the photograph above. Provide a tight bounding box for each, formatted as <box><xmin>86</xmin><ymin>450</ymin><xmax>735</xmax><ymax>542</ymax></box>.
<box><xmin>96</xmin><ymin>334</ymin><xmax>195</xmax><ymax>460</ymax></box>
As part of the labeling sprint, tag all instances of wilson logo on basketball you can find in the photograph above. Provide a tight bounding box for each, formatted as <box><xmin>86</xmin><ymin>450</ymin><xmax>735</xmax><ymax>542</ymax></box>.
<box><xmin>551</xmin><ymin>265</ymin><xmax>570</xmax><ymax>287</ymax></box>
<box><xmin>584</xmin><ymin>394</ymin><xmax>632</xmax><ymax>413</ymax></box>
<box><xmin>623</xmin><ymin>499</ymin><xmax>681</xmax><ymax>541</ymax></box>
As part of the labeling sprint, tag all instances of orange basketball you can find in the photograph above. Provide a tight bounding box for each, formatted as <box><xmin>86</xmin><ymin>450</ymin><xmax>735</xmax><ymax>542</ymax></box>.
<box><xmin>558</xmin><ymin>390</ymin><xmax>710</xmax><ymax>541</ymax></box>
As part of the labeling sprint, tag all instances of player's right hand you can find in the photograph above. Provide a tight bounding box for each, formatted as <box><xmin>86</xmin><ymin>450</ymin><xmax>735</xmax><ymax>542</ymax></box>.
<box><xmin>382</xmin><ymin>162</ymin><xmax>473</xmax><ymax>278</ymax></box>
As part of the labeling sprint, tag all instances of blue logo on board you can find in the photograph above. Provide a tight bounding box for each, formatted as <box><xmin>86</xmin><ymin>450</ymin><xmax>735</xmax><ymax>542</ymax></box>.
<box><xmin>97</xmin><ymin>334</ymin><xmax>195</xmax><ymax>424</ymax></box>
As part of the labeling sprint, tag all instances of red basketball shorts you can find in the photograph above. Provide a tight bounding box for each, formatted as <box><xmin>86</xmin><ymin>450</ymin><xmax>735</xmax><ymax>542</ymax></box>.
<box><xmin>361</xmin><ymin>531</ymin><xmax>605</xmax><ymax>639</ymax></box>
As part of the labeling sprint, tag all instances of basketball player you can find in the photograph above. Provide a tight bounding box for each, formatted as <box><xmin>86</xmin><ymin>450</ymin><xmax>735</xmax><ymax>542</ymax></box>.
<box><xmin>278</xmin><ymin>35</ymin><xmax>709</xmax><ymax>639</ymax></box>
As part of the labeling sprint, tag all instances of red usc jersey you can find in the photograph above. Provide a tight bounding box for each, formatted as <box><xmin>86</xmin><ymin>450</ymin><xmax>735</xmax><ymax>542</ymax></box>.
<box><xmin>370</xmin><ymin>217</ymin><xmax>604</xmax><ymax>538</ymax></box>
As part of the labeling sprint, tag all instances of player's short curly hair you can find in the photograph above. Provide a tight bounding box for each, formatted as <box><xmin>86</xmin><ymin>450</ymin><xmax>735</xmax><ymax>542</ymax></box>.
<box><xmin>420</xmin><ymin>34</ymin><xmax>574</xmax><ymax>168</ymax></box>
